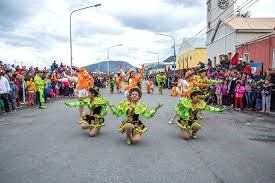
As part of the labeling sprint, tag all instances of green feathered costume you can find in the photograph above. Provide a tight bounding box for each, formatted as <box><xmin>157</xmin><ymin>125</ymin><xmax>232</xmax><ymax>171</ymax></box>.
<box><xmin>109</xmin><ymin>78</ymin><xmax>115</xmax><ymax>94</ymax></box>
<box><xmin>65</xmin><ymin>96</ymin><xmax>108</xmax><ymax>129</ymax></box>
<box><xmin>175</xmin><ymin>97</ymin><xmax>222</xmax><ymax>137</ymax></box>
<box><xmin>109</xmin><ymin>101</ymin><xmax>159</xmax><ymax>135</ymax></box>
<box><xmin>156</xmin><ymin>74</ymin><xmax>166</xmax><ymax>94</ymax></box>
<box><xmin>34</xmin><ymin>74</ymin><xmax>45</xmax><ymax>107</ymax></box>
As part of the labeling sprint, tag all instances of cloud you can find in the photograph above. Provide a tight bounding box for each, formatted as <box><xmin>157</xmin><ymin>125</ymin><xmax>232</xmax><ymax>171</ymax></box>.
<box><xmin>103</xmin><ymin>0</ymin><xmax>206</xmax><ymax>33</ymax></box>
<box><xmin>164</xmin><ymin>0</ymin><xmax>203</xmax><ymax>7</ymax></box>
<box><xmin>0</xmin><ymin>30</ymin><xmax>68</xmax><ymax>50</ymax></box>
<box><xmin>0</xmin><ymin>0</ymin><xmax>44</xmax><ymax>31</ymax></box>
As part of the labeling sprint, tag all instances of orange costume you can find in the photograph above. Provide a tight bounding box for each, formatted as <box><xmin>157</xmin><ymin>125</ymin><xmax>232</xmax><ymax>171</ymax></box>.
<box><xmin>76</xmin><ymin>68</ymin><xmax>94</xmax><ymax>90</ymax></box>
<box><xmin>171</xmin><ymin>86</ymin><xmax>177</xmax><ymax>96</ymax></box>
<box><xmin>146</xmin><ymin>80</ymin><xmax>154</xmax><ymax>94</ymax></box>
<box><xmin>177</xmin><ymin>71</ymin><xmax>211</xmax><ymax>98</ymax></box>
<box><xmin>51</xmin><ymin>72</ymin><xmax>58</xmax><ymax>82</ymax></box>
<box><xmin>116</xmin><ymin>74</ymin><xmax>124</xmax><ymax>93</ymax></box>
<box><xmin>124</xmin><ymin>65</ymin><xmax>145</xmax><ymax>92</ymax></box>
<box><xmin>75</xmin><ymin>68</ymin><xmax>94</xmax><ymax>99</ymax></box>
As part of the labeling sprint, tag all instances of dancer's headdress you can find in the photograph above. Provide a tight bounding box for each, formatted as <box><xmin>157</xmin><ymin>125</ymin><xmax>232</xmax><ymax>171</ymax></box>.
<box><xmin>128</xmin><ymin>87</ymin><xmax>142</xmax><ymax>99</ymax></box>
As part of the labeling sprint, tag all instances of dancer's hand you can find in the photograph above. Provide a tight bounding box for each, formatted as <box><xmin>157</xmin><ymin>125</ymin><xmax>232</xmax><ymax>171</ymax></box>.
<box><xmin>168</xmin><ymin>120</ymin><xmax>173</xmax><ymax>124</ymax></box>
<box><xmin>156</xmin><ymin>104</ymin><xmax>163</xmax><ymax>110</ymax></box>
<box><xmin>219</xmin><ymin>107</ymin><xmax>225</xmax><ymax>112</ymax></box>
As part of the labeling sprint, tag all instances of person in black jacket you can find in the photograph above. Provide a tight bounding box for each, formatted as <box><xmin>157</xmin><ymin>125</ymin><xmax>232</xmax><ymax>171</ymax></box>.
<box><xmin>228</xmin><ymin>76</ymin><xmax>237</xmax><ymax>109</ymax></box>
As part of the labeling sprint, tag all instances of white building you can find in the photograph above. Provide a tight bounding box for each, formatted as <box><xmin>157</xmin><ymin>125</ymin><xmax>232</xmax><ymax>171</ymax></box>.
<box><xmin>206</xmin><ymin>0</ymin><xmax>275</xmax><ymax>65</ymax></box>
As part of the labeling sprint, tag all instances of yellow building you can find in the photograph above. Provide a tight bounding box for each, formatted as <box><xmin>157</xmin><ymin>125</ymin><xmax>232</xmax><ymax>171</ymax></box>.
<box><xmin>176</xmin><ymin>48</ymin><xmax>207</xmax><ymax>70</ymax></box>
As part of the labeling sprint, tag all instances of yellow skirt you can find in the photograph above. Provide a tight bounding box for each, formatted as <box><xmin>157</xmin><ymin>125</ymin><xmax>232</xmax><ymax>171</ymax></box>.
<box><xmin>119</xmin><ymin>120</ymin><xmax>148</xmax><ymax>135</ymax></box>
<box><xmin>81</xmin><ymin>115</ymin><xmax>105</xmax><ymax>129</ymax></box>
<box><xmin>176</xmin><ymin>119</ymin><xmax>201</xmax><ymax>134</ymax></box>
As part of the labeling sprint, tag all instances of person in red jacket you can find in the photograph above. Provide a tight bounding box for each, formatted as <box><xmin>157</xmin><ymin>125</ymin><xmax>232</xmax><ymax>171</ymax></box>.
<box><xmin>243</xmin><ymin>63</ymin><xmax>252</xmax><ymax>76</ymax></box>
<box><xmin>230</xmin><ymin>53</ymin><xmax>239</xmax><ymax>67</ymax></box>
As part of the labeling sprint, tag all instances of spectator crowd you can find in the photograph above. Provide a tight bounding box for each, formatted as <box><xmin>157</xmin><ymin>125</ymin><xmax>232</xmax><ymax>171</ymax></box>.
<box><xmin>1</xmin><ymin>52</ymin><xmax>274</xmax><ymax>115</ymax></box>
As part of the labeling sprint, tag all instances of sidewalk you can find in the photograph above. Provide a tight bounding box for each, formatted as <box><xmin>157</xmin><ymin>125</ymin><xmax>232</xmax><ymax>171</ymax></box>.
<box><xmin>0</xmin><ymin>96</ymin><xmax>74</xmax><ymax>115</ymax></box>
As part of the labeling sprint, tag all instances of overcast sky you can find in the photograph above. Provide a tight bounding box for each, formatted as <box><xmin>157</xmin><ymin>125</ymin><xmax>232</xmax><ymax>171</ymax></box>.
<box><xmin>0</xmin><ymin>0</ymin><xmax>274</xmax><ymax>68</ymax></box>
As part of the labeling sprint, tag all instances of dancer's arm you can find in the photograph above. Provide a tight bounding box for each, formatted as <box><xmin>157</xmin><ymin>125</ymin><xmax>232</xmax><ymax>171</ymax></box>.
<box><xmin>65</xmin><ymin>99</ymin><xmax>89</xmax><ymax>107</ymax></box>
<box><xmin>204</xmin><ymin>105</ymin><xmax>224</xmax><ymax>112</ymax></box>
<box><xmin>107</xmin><ymin>103</ymin><xmax>124</xmax><ymax>117</ymax></box>
<box><xmin>94</xmin><ymin>105</ymin><xmax>109</xmax><ymax>118</ymax></box>
<box><xmin>142</xmin><ymin>104</ymin><xmax>163</xmax><ymax>119</ymax></box>
<box><xmin>168</xmin><ymin>113</ymin><xmax>178</xmax><ymax>124</ymax></box>
<box><xmin>135</xmin><ymin>64</ymin><xmax>145</xmax><ymax>81</ymax></box>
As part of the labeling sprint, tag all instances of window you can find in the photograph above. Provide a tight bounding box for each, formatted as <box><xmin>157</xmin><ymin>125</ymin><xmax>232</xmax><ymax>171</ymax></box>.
<box><xmin>244</xmin><ymin>53</ymin><xmax>249</xmax><ymax>63</ymax></box>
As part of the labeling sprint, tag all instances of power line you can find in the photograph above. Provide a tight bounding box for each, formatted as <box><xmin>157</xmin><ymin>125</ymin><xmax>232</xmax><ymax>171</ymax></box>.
<box><xmin>181</xmin><ymin>0</ymin><xmax>239</xmax><ymax>47</ymax></box>
<box><xmin>179</xmin><ymin>0</ymin><xmax>256</xmax><ymax>50</ymax></box>
<box><xmin>179</xmin><ymin>0</ymin><xmax>259</xmax><ymax>51</ymax></box>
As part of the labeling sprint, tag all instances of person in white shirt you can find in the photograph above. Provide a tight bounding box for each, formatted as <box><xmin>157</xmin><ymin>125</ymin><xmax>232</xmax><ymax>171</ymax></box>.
<box><xmin>0</xmin><ymin>70</ymin><xmax>11</xmax><ymax>112</ymax></box>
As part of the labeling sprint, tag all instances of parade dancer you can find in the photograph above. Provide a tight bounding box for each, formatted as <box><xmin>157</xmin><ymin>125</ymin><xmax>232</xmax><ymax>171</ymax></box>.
<box><xmin>195</xmin><ymin>69</ymin><xmax>218</xmax><ymax>84</ymax></box>
<box><xmin>75</xmin><ymin>67</ymin><xmax>94</xmax><ymax>123</ymax></box>
<box><xmin>108</xmin><ymin>87</ymin><xmax>162</xmax><ymax>145</ymax></box>
<box><xmin>169</xmin><ymin>89</ymin><xmax>223</xmax><ymax>140</ymax></box>
<box><xmin>124</xmin><ymin>65</ymin><xmax>145</xmax><ymax>95</ymax></box>
<box><xmin>109</xmin><ymin>74</ymin><xmax>115</xmax><ymax>94</ymax></box>
<box><xmin>65</xmin><ymin>87</ymin><xmax>108</xmax><ymax>137</ymax></box>
<box><xmin>146</xmin><ymin>77</ymin><xmax>154</xmax><ymax>94</ymax></box>
<box><xmin>170</xmin><ymin>76</ymin><xmax>178</xmax><ymax>96</ymax></box>
<box><xmin>156</xmin><ymin>72</ymin><xmax>166</xmax><ymax>94</ymax></box>
<box><xmin>34</xmin><ymin>71</ymin><xmax>46</xmax><ymax>109</ymax></box>
<box><xmin>115</xmin><ymin>72</ymin><xmax>124</xmax><ymax>93</ymax></box>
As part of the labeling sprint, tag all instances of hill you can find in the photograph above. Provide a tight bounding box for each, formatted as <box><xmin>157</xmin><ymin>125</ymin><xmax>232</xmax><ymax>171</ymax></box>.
<box><xmin>86</xmin><ymin>61</ymin><xmax>134</xmax><ymax>73</ymax></box>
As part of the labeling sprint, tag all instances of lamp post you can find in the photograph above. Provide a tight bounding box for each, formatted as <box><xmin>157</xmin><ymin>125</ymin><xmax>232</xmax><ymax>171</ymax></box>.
<box><xmin>107</xmin><ymin>44</ymin><xmax>122</xmax><ymax>75</ymax></box>
<box><xmin>156</xmin><ymin>33</ymin><xmax>176</xmax><ymax>76</ymax></box>
<box><xmin>147</xmin><ymin>51</ymin><xmax>159</xmax><ymax>72</ymax></box>
<box><xmin>69</xmin><ymin>3</ymin><xmax>101</xmax><ymax>69</ymax></box>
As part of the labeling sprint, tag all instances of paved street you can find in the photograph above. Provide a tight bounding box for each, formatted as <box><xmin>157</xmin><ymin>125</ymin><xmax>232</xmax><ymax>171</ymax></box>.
<box><xmin>0</xmin><ymin>88</ymin><xmax>274</xmax><ymax>183</ymax></box>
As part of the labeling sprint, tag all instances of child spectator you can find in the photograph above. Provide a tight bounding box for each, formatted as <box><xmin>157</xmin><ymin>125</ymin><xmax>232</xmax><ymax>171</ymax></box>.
<box><xmin>8</xmin><ymin>78</ymin><xmax>18</xmax><ymax>111</ymax></box>
<box><xmin>234</xmin><ymin>80</ymin><xmax>245</xmax><ymax>110</ymax></box>
<box><xmin>222</xmin><ymin>80</ymin><xmax>230</xmax><ymax>107</ymax></box>
<box><xmin>255</xmin><ymin>83</ymin><xmax>262</xmax><ymax>112</ymax></box>
<box><xmin>215</xmin><ymin>82</ymin><xmax>223</xmax><ymax>106</ymax></box>
<box><xmin>26</xmin><ymin>77</ymin><xmax>36</xmax><ymax>106</ymax></box>
<box><xmin>261</xmin><ymin>79</ymin><xmax>272</xmax><ymax>113</ymax></box>
<box><xmin>244</xmin><ymin>75</ymin><xmax>254</xmax><ymax>110</ymax></box>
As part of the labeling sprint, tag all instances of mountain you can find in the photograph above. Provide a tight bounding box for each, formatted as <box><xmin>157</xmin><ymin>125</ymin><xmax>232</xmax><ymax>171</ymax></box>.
<box><xmin>163</xmin><ymin>56</ymin><xmax>176</xmax><ymax>63</ymax></box>
<box><xmin>86</xmin><ymin>61</ymin><xmax>134</xmax><ymax>73</ymax></box>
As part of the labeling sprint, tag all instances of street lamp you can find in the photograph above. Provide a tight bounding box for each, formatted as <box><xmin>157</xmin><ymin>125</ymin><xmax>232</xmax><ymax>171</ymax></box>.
<box><xmin>69</xmin><ymin>3</ymin><xmax>101</xmax><ymax>69</ymax></box>
<box><xmin>156</xmin><ymin>33</ymin><xmax>176</xmax><ymax>75</ymax></box>
<box><xmin>147</xmin><ymin>51</ymin><xmax>159</xmax><ymax>72</ymax></box>
<box><xmin>107</xmin><ymin>44</ymin><xmax>122</xmax><ymax>75</ymax></box>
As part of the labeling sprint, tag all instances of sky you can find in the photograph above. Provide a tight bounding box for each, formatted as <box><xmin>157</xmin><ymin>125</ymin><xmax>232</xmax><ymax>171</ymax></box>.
<box><xmin>0</xmin><ymin>0</ymin><xmax>274</xmax><ymax>68</ymax></box>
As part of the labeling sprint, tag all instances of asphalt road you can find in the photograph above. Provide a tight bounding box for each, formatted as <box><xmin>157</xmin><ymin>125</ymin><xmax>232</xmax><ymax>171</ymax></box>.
<box><xmin>0</xmin><ymin>88</ymin><xmax>274</xmax><ymax>183</ymax></box>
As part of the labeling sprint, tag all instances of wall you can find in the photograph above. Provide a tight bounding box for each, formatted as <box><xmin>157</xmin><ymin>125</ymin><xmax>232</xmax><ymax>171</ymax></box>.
<box><xmin>176</xmin><ymin>48</ymin><xmax>207</xmax><ymax>69</ymax></box>
<box><xmin>207</xmin><ymin>23</ymin><xmax>236</xmax><ymax>64</ymax></box>
<box><xmin>206</xmin><ymin>0</ymin><xmax>234</xmax><ymax>45</ymax></box>
<box><xmin>237</xmin><ymin>35</ymin><xmax>275</xmax><ymax>71</ymax></box>
<box><xmin>236</xmin><ymin>32</ymin><xmax>269</xmax><ymax>45</ymax></box>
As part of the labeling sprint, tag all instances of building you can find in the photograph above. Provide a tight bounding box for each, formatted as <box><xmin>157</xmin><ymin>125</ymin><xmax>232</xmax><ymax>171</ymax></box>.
<box><xmin>144</xmin><ymin>61</ymin><xmax>174</xmax><ymax>75</ymax></box>
<box><xmin>206</xmin><ymin>0</ymin><xmax>275</xmax><ymax>66</ymax></box>
<box><xmin>236</xmin><ymin>32</ymin><xmax>275</xmax><ymax>71</ymax></box>
<box><xmin>176</xmin><ymin>48</ymin><xmax>207</xmax><ymax>70</ymax></box>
